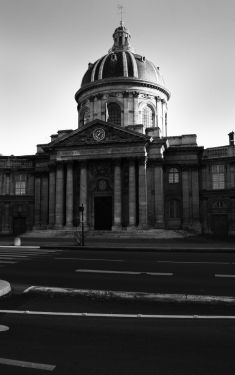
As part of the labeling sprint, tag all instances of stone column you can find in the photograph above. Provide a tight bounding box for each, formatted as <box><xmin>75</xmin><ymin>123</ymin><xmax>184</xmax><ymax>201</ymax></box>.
<box><xmin>154</xmin><ymin>164</ymin><xmax>164</xmax><ymax>227</ymax></box>
<box><xmin>3</xmin><ymin>202</ymin><xmax>10</xmax><ymax>233</ymax></box>
<box><xmin>128</xmin><ymin>159</ymin><xmax>136</xmax><ymax>229</ymax></box>
<box><xmin>89</xmin><ymin>96</ymin><xmax>95</xmax><ymax>121</ymax></box>
<box><xmin>123</xmin><ymin>91</ymin><xmax>129</xmax><ymax>126</ymax></box>
<box><xmin>80</xmin><ymin>161</ymin><xmax>88</xmax><ymax>228</ymax></box>
<box><xmin>191</xmin><ymin>168</ymin><xmax>201</xmax><ymax>232</ymax></box>
<box><xmin>34</xmin><ymin>175</ymin><xmax>41</xmax><ymax>228</ymax></box>
<box><xmin>138</xmin><ymin>158</ymin><xmax>148</xmax><ymax>228</ymax></box>
<box><xmin>112</xmin><ymin>160</ymin><xmax>122</xmax><ymax>230</ymax></box>
<box><xmin>133</xmin><ymin>92</ymin><xmax>139</xmax><ymax>125</ymax></box>
<box><xmin>55</xmin><ymin>163</ymin><xmax>64</xmax><ymax>228</ymax></box>
<box><xmin>41</xmin><ymin>174</ymin><xmax>49</xmax><ymax>228</ymax></box>
<box><xmin>5</xmin><ymin>173</ymin><xmax>10</xmax><ymax>195</ymax></box>
<box><xmin>156</xmin><ymin>96</ymin><xmax>162</xmax><ymax>131</ymax></box>
<box><xmin>66</xmin><ymin>162</ymin><xmax>74</xmax><ymax>228</ymax></box>
<box><xmin>182</xmin><ymin>168</ymin><xmax>191</xmax><ymax>228</ymax></box>
<box><xmin>48</xmin><ymin>167</ymin><xmax>56</xmax><ymax>227</ymax></box>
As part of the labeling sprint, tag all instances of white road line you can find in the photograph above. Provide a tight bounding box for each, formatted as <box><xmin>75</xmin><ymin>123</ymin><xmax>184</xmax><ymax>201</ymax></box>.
<box><xmin>0</xmin><ymin>260</ymin><xmax>17</xmax><ymax>264</ymax></box>
<box><xmin>75</xmin><ymin>269</ymin><xmax>173</xmax><ymax>276</ymax></box>
<box><xmin>158</xmin><ymin>261</ymin><xmax>234</xmax><ymax>265</ymax></box>
<box><xmin>1</xmin><ymin>310</ymin><xmax>235</xmax><ymax>319</ymax></box>
<box><xmin>55</xmin><ymin>257</ymin><xmax>124</xmax><ymax>262</ymax></box>
<box><xmin>215</xmin><ymin>274</ymin><xmax>235</xmax><ymax>278</ymax></box>
<box><xmin>0</xmin><ymin>357</ymin><xmax>56</xmax><ymax>371</ymax></box>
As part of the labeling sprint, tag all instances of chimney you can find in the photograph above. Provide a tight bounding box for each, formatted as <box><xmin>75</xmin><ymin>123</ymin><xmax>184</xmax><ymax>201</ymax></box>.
<box><xmin>228</xmin><ymin>131</ymin><xmax>234</xmax><ymax>146</ymax></box>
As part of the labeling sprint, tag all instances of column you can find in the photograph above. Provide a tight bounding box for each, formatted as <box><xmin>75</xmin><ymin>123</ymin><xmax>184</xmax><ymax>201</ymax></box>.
<box><xmin>80</xmin><ymin>161</ymin><xmax>88</xmax><ymax>227</ymax></box>
<box><xmin>3</xmin><ymin>202</ymin><xmax>10</xmax><ymax>233</ymax></box>
<box><xmin>123</xmin><ymin>92</ymin><xmax>129</xmax><ymax>126</ymax></box>
<box><xmin>112</xmin><ymin>160</ymin><xmax>122</xmax><ymax>230</ymax></box>
<box><xmin>128</xmin><ymin>159</ymin><xmax>136</xmax><ymax>228</ymax></box>
<box><xmin>66</xmin><ymin>162</ymin><xmax>74</xmax><ymax>228</ymax></box>
<box><xmin>138</xmin><ymin>159</ymin><xmax>148</xmax><ymax>228</ymax></box>
<box><xmin>182</xmin><ymin>168</ymin><xmax>191</xmax><ymax>228</ymax></box>
<box><xmin>156</xmin><ymin>96</ymin><xmax>162</xmax><ymax>131</ymax></box>
<box><xmin>48</xmin><ymin>167</ymin><xmax>56</xmax><ymax>227</ymax></box>
<box><xmin>41</xmin><ymin>174</ymin><xmax>49</xmax><ymax>228</ymax></box>
<box><xmin>133</xmin><ymin>92</ymin><xmax>139</xmax><ymax>125</ymax></box>
<box><xmin>55</xmin><ymin>163</ymin><xmax>64</xmax><ymax>228</ymax></box>
<box><xmin>34</xmin><ymin>175</ymin><xmax>41</xmax><ymax>228</ymax></box>
<box><xmin>154</xmin><ymin>164</ymin><xmax>164</xmax><ymax>227</ymax></box>
<box><xmin>191</xmin><ymin>168</ymin><xmax>201</xmax><ymax>232</ymax></box>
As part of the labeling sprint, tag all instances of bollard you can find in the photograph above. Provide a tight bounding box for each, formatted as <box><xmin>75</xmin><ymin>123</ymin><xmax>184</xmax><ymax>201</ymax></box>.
<box><xmin>14</xmin><ymin>237</ymin><xmax>21</xmax><ymax>246</ymax></box>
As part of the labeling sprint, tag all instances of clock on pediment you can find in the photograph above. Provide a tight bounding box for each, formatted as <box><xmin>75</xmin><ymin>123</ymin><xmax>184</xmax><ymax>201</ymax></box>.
<box><xmin>93</xmin><ymin>128</ymin><xmax>106</xmax><ymax>142</ymax></box>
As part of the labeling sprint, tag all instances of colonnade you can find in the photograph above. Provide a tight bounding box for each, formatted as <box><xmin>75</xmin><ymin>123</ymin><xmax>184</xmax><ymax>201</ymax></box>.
<box><xmin>34</xmin><ymin>158</ymin><xmax>161</xmax><ymax>230</ymax></box>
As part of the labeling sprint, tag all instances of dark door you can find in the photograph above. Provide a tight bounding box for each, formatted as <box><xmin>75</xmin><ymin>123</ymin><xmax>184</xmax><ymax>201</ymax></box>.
<box><xmin>13</xmin><ymin>216</ymin><xmax>27</xmax><ymax>235</ymax></box>
<box><xmin>212</xmin><ymin>214</ymin><xmax>228</xmax><ymax>237</ymax></box>
<box><xmin>94</xmin><ymin>196</ymin><xmax>112</xmax><ymax>230</ymax></box>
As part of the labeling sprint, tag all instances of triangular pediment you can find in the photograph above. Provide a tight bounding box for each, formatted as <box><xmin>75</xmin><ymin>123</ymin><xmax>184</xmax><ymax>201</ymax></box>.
<box><xmin>46</xmin><ymin>120</ymin><xmax>149</xmax><ymax>149</ymax></box>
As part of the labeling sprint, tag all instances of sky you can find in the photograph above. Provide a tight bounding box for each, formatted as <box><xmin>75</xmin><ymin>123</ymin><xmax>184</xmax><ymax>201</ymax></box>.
<box><xmin>1</xmin><ymin>0</ymin><xmax>235</xmax><ymax>155</ymax></box>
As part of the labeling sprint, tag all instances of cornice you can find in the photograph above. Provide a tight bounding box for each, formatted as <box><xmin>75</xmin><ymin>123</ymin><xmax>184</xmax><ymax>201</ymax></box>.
<box><xmin>75</xmin><ymin>78</ymin><xmax>171</xmax><ymax>103</ymax></box>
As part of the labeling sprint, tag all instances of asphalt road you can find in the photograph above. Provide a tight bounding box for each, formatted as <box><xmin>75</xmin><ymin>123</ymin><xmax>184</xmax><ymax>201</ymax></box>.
<box><xmin>1</xmin><ymin>245</ymin><xmax>235</xmax><ymax>374</ymax></box>
<box><xmin>1</xmin><ymin>246</ymin><xmax>235</xmax><ymax>297</ymax></box>
<box><xmin>0</xmin><ymin>313</ymin><xmax>235</xmax><ymax>374</ymax></box>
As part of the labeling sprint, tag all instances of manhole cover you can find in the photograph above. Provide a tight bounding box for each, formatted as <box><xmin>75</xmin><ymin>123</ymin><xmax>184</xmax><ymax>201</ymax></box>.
<box><xmin>0</xmin><ymin>325</ymin><xmax>9</xmax><ymax>332</ymax></box>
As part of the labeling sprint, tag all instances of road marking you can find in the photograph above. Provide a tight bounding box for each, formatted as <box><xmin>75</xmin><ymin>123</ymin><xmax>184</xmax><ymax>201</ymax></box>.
<box><xmin>158</xmin><ymin>261</ymin><xmax>234</xmax><ymax>265</ymax></box>
<box><xmin>0</xmin><ymin>260</ymin><xmax>16</xmax><ymax>264</ymax></box>
<box><xmin>0</xmin><ymin>357</ymin><xmax>56</xmax><ymax>371</ymax></box>
<box><xmin>215</xmin><ymin>274</ymin><xmax>235</xmax><ymax>278</ymax></box>
<box><xmin>75</xmin><ymin>269</ymin><xmax>173</xmax><ymax>276</ymax></box>
<box><xmin>1</xmin><ymin>310</ymin><xmax>235</xmax><ymax>319</ymax></box>
<box><xmin>55</xmin><ymin>257</ymin><xmax>125</xmax><ymax>262</ymax></box>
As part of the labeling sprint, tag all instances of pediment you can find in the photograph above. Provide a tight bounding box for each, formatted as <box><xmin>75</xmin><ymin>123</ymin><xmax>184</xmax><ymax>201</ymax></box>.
<box><xmin>47</xmin><ymin>120</ymin><xmax>149</xmax><ymax>149</ymax></box>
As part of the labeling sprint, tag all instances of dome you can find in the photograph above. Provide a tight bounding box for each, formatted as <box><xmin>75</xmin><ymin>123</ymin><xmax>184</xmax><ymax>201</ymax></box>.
<box><xmin>80</xmin><ymin>22</ymin><xmax>167</xmax><ymax>90</ymax></box>
<box><xmin>81</xmin><ymin>52</ymin><xmax>166</xmax><ymax>87</ymax></box>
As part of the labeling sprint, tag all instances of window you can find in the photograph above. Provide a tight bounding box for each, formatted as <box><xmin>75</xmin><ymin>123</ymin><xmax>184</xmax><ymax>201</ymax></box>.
<box><xmin>168</xmin><ymin>168</ymin><xmax>180</xmax><ymax>184</ymax></box>
<box><xmin>15</xmin><ymin>175</ymin><xmax>26</xmax><ymax>195</ymax></box>
<box><xmin>107</xmin><ymin>103</ymin><xmax>121</xmax><ymax>126</ymax></box>
<box><xmin>212</xmin><ymin>164</ymin><xmax>225</xmax><ymax>189</ymax></box>
<box><xmin>79</xmin><ymin>108</ymin><xmax>90</xmax><ymax>127</ymax></box>
<box><xmin>168</xmin><ymin>200</ymin><xmax>180</xmax><ymax>218</ymax></box>
<box><xmin>142</xmin><ymin>105</ymin><xmax>154</xmax><ymax>128</ymax></box>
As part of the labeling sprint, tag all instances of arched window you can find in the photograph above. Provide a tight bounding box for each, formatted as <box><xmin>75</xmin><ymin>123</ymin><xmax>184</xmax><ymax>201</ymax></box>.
<box><xmin>107</xmin><ymin>103</ymin><xmax>121</xmax><ymax>126</ymax></box>
<box><xmin>168</xmin><ymin>200</ymin><xmax>180</xmax><ymax>218</ymax></box>
<box><xmin>79</xmin><ymin>108</ymin><xmax>90</xmax><ymax>127</ymax></box>
<box><xmin>142</xmin><ymin>105</ymin><xmax>154</xmax><ymax>128</ymax></box>
<box><xmin>168</xmin><ymin>168</ymin><xmax>180</xmax><ymax>184</ymax></box>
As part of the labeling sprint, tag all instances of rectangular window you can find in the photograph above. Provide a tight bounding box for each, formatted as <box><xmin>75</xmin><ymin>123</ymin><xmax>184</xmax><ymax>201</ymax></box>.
<box><xmin>15</xmin><ymin>181</ymin><xmax>26</xmax><ymax>195</ymax></box>
<box><xmin>212</xmin><ymin>165</ymin><xmax>225</xmax><ymax>190</ymax></box>
<box><xmin>15</xmin><ymin>174</ymin><xmax>26</xmax><ymax>195</ymax></box>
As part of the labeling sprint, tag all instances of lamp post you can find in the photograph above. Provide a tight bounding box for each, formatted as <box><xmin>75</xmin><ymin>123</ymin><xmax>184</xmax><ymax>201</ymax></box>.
<box><xmin>79</xmin><ymin>204</ymin><xmax>84</xmax><ymax>246</ymax></box>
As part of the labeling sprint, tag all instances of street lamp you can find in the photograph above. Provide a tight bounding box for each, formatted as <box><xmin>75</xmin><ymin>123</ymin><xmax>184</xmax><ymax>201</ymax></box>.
<box><xmin>79</xmin><ymin>204</ymin><xmax>85</xmax><ymax>246</ymax></box>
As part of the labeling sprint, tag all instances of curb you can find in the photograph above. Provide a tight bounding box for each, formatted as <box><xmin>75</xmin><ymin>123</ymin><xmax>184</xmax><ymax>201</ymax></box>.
<box><xmin>24</xmin><ymin>286</ymin><xmax>235</xmax><ymax>305</ymax></box>
<box><xmin>39</xmin><ymin>245</ymin><xmax>235</xmax><ymax>252</ymax></box>
<box><xmin>0</xmin><ymin>280</ymin><xmax>11</xmax><ymax>298</ymax></box>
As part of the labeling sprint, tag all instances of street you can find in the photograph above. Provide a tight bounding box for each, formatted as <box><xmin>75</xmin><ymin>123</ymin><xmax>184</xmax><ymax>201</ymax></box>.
<box><xmin>0</xmin><ymin>244</ymin><xmax>235</xmax><ymax>373</ymax></box>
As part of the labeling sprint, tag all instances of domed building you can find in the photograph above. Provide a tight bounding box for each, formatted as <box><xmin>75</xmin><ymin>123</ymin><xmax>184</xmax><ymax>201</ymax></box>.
<box><xmin>0</xmin><ymin>23</ymin><xmax>234</xmax><ymax>238</ymax></box>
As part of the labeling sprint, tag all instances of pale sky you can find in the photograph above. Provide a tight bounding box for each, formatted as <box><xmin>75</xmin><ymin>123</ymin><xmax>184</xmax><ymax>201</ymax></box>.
<box><xmin>1</xmin><ymin>0</ymin><xmax>235</xmax><ymax>155</ymax></box>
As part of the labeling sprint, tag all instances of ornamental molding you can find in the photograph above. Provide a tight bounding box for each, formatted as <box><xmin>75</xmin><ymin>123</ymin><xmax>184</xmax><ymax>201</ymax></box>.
<box><xmin>75</xmin><ymin>78</ymin><xmax>170</xmax><ymax>103</ymax></box>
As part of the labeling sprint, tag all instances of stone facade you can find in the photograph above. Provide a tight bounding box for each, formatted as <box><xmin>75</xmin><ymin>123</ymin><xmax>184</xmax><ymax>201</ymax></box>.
<box><xmin>0</xmin><ymin>23</ymin><xmax>234</xmax><ymax>237</ymax></box>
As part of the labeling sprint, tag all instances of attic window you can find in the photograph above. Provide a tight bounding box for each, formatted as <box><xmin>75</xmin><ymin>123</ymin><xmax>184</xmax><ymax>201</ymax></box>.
<box><xmin>111</xmin><ymin>54</ymin><xmax>117</xmax><ymax>62</ymax></box>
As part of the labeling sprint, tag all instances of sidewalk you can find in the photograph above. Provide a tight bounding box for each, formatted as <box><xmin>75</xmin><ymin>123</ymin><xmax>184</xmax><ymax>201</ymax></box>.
<box><xmin>0</xmin><ymin>234</ymin><xmax>235</xmax><ymax>251</ymax></box>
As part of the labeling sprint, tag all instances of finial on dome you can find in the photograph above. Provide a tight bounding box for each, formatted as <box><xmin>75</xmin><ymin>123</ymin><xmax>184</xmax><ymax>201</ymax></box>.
<box><xmin>111</xmin><ymin>6</ymin><xmax>133</xmax><ymax>52</ymax></box>
<box><xmin>118</xmin><ymin>4</ymin><xmax>124</xmax><ymax>25</ymax></box>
